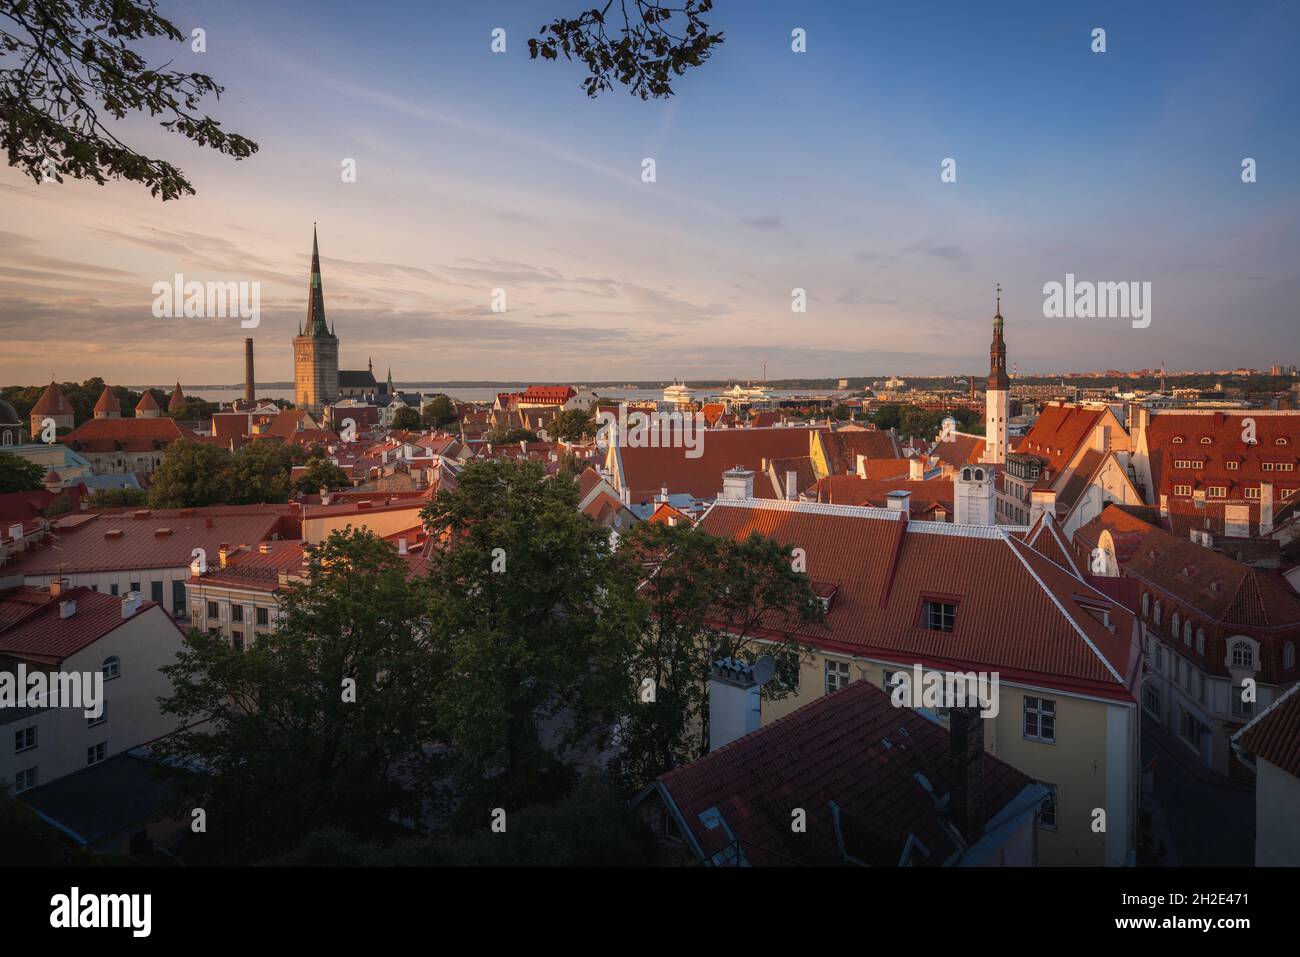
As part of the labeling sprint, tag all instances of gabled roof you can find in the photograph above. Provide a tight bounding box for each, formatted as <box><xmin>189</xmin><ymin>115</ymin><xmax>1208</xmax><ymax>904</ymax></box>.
<box><xmin>1015</xmin><ymin>403</ymin><xmax>1106</xmax><ymax>473</ymax></box>
<box><xmin>652</xmin><ymin>680</ymin><xmax>1037</xmax><ymax>866</ymax></box>
<box><xmin>818</xmin><ymin>429</ymin><xmax>900</xmax><ymax>473</ymax></box>
<box><xmin>1233</xmin><ymin>682</ymin><xmax>1300</xmax><ymax>778</ymax></box>
<box><xmin>0</xmin><ymin>586</ymin><xmax>168</xmax><ymax>665</ymax></box>
<box><xmin>931</xmin><ymin>433</ymin><xmax>986</xmax><ymax>469</ymax></box>
<box><xmin>697</xmin><ymin>499</ymin><xmax>1138</xmax><ymax>697</ymax></box>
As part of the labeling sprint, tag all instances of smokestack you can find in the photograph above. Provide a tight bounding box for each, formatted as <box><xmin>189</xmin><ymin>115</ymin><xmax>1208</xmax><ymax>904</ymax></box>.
<box><xmin>244</xmin><ymin>337</ymin><xmax>255</xmax><ymax>404</ymax></box>
<box><xmin>949</xmin><ymin>707</ymin><xmax>985</xmax><ymax>844</ymax></box>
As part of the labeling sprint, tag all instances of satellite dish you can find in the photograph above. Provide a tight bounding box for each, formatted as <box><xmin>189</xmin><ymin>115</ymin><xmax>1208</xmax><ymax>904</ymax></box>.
<box><xmin>750</xmin><ymin>655</ymin><xmax>776</xmax><ymax>686</ymax></box>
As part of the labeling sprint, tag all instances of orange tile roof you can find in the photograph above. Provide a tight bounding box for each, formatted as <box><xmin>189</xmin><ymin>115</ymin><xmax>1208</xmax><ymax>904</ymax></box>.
<box><xmin>618</xmin><ymin>427</ymin><xmax>822</xmax><ymax>503</ymax></box>
<box><xmin>811</xmin><ymin>476</ymin><xmax>954</xmax><ymax>516</ymax></box>
<box><xmin>1234</xmin><ymin>683</ymin><xmax>1300</xmax><ymax>778</ymax></box>
<box><xmin>1015</xmin><ymin>404</ymin><xmax>1103</xmax><ymax>472</ymax></box>
<box><xmin>64</xmin><ymin>416</ymin><xmax>195</xmax><ymax>453</ymax></box>
<box><xmin>0</xmin><ymin>586</ymin><xmax>174</xmax><ymax>665</ymax></box>
<box><xmin>31</xmin><ymin>381</ymin><xmax>72</xmax><ymax>417</ymax></box>
<box><xmin>697</xmin><ymin>499</ymin><xmax>1139</xmax><ymax>697</ymax></box>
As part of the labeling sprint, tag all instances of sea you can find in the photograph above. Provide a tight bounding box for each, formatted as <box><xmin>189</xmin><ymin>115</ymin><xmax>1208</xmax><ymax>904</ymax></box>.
<box><xmin>134</xmin><ymin>386</ymin><xmax>846</xmax><ymax>406</ymax></box>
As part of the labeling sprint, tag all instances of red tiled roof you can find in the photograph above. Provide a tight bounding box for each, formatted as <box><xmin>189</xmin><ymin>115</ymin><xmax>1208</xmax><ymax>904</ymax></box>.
<box><xmin>11</xmin><ymin>506</ymin><xmax>296</xmax><ymax>575</ymax></box>
<box><xmin>697</xmin><ymin>499</ymin><xmax>1139</xmax><ymax>697</ymax></box>
<box><xmin>92</xmin><ymin>386</ymin><xmax>121</xmax><ymax>416</ymax></box>
<box><xmin>135</xmin><ymin>391</ymin><xmax>161</xmax><ymax>414</ymax></box>
<box><xmin>819</xmin><ymin>429</ymin><xmax>900</xmax><ymax>473</ymax></box>
<box><xmin>1234</xmin><ymin>683</ymin><xmax>1300</xmax><ymax>778</ymax></box>
<box><xmin>655</xmin><ymin>680</ymin><xmax>1035</xmax><ymax>866</ymax></box>
<box><xmin>65</xmin><ymin>416</ymin><xmax>194</xmax><ymax>453</ymax></box>
<box><xmin>812</xmin><ymin>476</ymin><xmax>954</xmax><ymax>516</ymax></box>
<box><xmin>31</xmin><ymin>381</ymin><xmax>72</xmax><ymax>417</ymax></box>
<box><xmin>519</xmin><ymin>385</ymin><xmax>575</xmax><ymax>405</ymax></box>
<box><xmin>619</xmin><ymin>427</ymin><xmax>822</xmax><ymax>503</ymax></box>
<box><xmin>932</xmin><ymin>434</ymin><xmax>986</xmax><ymax>468</ymax></box>
<box><xmin>0</xmin><ymin>586</ymin><xmax>169</xmax><ymax>665</ymax></box>
<box><xmin>168</xmin><ymin>382</ymin><xmax>185</xmax><ymax>410</ymax></box>
<box><xmin>1015</xmin><ymin>404</ymin><xmax>1103</xmax><ymax>472</ymax></box>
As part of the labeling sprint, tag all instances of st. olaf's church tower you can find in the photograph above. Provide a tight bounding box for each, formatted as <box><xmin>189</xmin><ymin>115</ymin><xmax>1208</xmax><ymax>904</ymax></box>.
<box><xmin>293</xmin><ymin>226</ymin><xmax>339</xmax><ymax>418</ymax></box>
<box><xmin>982</xmin><ymin>285</ymin><xmax>1010</xmax><ymax>466</ymax></box>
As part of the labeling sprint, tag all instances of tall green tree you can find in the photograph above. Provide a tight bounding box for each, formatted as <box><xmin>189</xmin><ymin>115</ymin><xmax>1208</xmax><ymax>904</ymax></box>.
<box><xmin>155</xmin><ymin>529</ymin><xmax>437</xmax><ymax>862</ymax></box>
<box><xmin>613</xmin><ymin>520</ymin><xmax>824</xmax><ymax>792</ymax></box>
<box><xmin>551</xmin><ymin>407</ymin><xmax>595</xmax><ymax>441</ymax></box>
<box><xmin>294</xmin><ymin>450</ymin><xmax>350</xmax><ymax>494</ymax></box>
<box><xmin>0</xmin><ymin>450</ymin><xmax>43</xmax><ymax>493</ymax></box>
<box><xmin>421</xmin><ymin>395</ymin><xmax>457</xmax><ymax>430</ymax></box>
<box><xmin>147</xmin><ymin>438</ymin><xmax>233</xmax><ymax>508</ymax></box>
<box><xmin>390</xmin><ymin>405</ymin><xmax>421</xmax><ymax>431</ymax></box>
<box><xmin>419</xmin><ymin>459</ymin><xmax>640</xmax><ymax>821</ymax></box>
<box><xmin>1</xmin><ymin>0</ymin><xmax>258</xmax><ymax>199</ymax></box>
<box><xmin>228</xmin><ymin>441</ymin><xmax>293</xmax><ymax>504</ymax></box>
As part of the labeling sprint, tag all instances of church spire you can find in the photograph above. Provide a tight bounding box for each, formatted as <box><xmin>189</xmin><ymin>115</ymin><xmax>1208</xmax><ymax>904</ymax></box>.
<box><xmin>307</xmin><ymin>223</ymin><xmax>331</xmax><ymax>339</ymax></box>
<box><xmin>987</xmin><ymin>283</ymin><xmax>1009</xmax><ymax>391</ymax></box>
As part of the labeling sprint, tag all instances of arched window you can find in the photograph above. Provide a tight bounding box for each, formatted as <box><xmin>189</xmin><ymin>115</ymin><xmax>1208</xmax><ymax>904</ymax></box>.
<box><xmin>1153</xmin><ymin>601</ymin><xmax>1162</xmax><ymax>627</ymax></box>
<box><xmin>974</xmin><ymin>469</ymin><xmax>985</xmax><ymax>481</ymax></box>
<box><xmin>1172</xmin><ymin>612</ymin><xmax>1181</xmax><ymax>637</ymax></box>
<box><xmin>1141</xmin><ymin>593</ymin><xmax>1150</xmax><ymax>617</ymax></box>
<box><xmin>102</xmin><ymin>656</ymin><xmax>120</xmax><ymax>680</ymax></box>
<box><xmin>1195</xmin><ymin>629</ymin><xmax>1205</xmax><ymax>655</ymax></box>
<box><xmin>1183</xmin><ymin>620</ymin><xmax>1193</xmax><ymax>646</ymax></box>
<box><xmin>1231</xmin><ymin>641</ymin><xmax>1252</xmax><ymax>668</ymax></box>
<box><xmin>1285</xmin><ymin>641</ymin><xmax>1296</xmax><ymax>671</ymax></box>
<box><xmin>962</xmin><ymin>468</ymin><xmax>972</xmax><ymax>481</ymax></box>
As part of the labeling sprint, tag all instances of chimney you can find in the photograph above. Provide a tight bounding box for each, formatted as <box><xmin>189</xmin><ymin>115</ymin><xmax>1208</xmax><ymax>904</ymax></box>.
<box><xmin>656</xmin><ymin>486</ymin><xmax>669</xmax><ymax>504</ymax></box>
<box><xmin>218</xmin><ymin>543</ymin><xmax>230</xmax><ymax>569</ymax></box>
<box><xmin>886</xmin><ymin>490</ymin><xmax>911</xmax><ymax>514</ymax></box>
<box><xmin>59</xmin><ymin>599</ymin><xmax>76</xmax><ymax>619</ymax></box>
<box><xmin>244</xmin><ymin>337</ymin><xmax>255</xmax><ymax>404</ymax></box>
<box><xmin>1260</xmin><ymin>482</ymin><xmax>1274</xmax><ymax>536</ymax></box>
<box><xmin>785</xmin><ymin>469</ymin><xmax>798</xmax><ymax>500</ymax></box>
<box><xmin>8</xmin><ymin>523</ymin><xmax>22</xmax><ymax>542</ymax></box>
<box><xmin>49</xmin><ymin>577</ymin><xmax>68</xmax><ymax>597</ymax></box>
<box><xmin>397</xmin><ymin>537</ymin><xmax>408</xmax><ymax>556</ymax></box>
<box><xmin>855</xmin><ymin>453</ymin><xmax>868</xmax><ymax>479</ymax></box>
<box><xmin>121</xmin><ymin>591</ymin><xmax>141</xmax><ymax>618</ymax></box>
<box><xmin>620</xmin><ymin>486</ymin><xmax>631</xmax><ymax>505</ymax></box>
<box><xmin>948</xmin><ymin>707</ymin><xmax>985</xmax><ymax>845</ymax></box>
<box><xmin>708</xmin><ymin>656</ymin><xmax>776</xmax><ymax>751</ymax></box>
<box><xmin>721</xmin><ymin>467</ymin><xmax>755</xmax><ymax>500</ymax></box>
<box><xmin>1030</xmin><ymin>489</ymin><xmax>1057</xmax><ymax>527</ymax></box>
<box><xmin>909</xmin><ymin>458</ymin><xmax>925</xmax><ymax>480</ymax></box>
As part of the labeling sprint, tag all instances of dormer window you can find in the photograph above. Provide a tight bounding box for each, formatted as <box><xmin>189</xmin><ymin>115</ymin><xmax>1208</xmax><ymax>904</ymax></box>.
<box><xmin>1277</xmin><ymin>437</ymin><xmax>1289</xmax><ymax>446</ymax></box>
<box><xmin>1200</xmin><ymin>437</ymin><xmax>1212</xmax><ymax>445</ymax></box>
<box><xmin>922</xmin><ymin>599</ymin><xmax>957</xmax><ymax>633</ymax></box>
<box><xmin>1231</xmin><ymin>641</ymin><xmax>1252</xmax><ymax>668</ymax></box>
<box><xmin>1172</xmin><ymin>436</ymin><xmax>1184</xmax><ymax>444</ymax></box>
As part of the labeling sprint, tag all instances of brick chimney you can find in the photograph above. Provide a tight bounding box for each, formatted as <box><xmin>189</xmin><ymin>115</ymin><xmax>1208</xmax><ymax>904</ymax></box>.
<box><xmin>948</xmin><ymin>706</ymin><xmax>985</xmax><ymax>844</ymax></box>
<box><xmin>49</xmin><ymin>577</ymin><xmax>68</xmax><ymax>597</ymax></box>
<box><xmin>218</xmin><ymin>543</ymin><xmax>230</xmax><ymax>569</ymax></box>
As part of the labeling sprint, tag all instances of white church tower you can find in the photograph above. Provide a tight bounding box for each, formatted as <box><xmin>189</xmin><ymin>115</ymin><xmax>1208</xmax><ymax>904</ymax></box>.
<box><xmin>982</xmin><ymin>285</ymin><xmax>1010</xmax><ymax>466</ymax></box>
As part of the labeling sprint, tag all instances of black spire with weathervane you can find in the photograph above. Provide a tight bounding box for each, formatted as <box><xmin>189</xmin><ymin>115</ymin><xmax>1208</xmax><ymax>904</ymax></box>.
<box><xmin>307</xmin><ymin>224</ymin><xmax>331</xmax><ymax>339</ymax></box>
<box><xmin>987</xmin><ymin>283</ymin><xmax>1010</xmax><ymax>391</ymax></box>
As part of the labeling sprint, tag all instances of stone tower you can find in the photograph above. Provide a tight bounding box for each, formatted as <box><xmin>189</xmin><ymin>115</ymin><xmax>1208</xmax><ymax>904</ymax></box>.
<box><xmin>293</xmin><ymin>225</ymin><xmax>339</xmax><ymax>418</ymax></box>
<box><xmin>982</xmin><ymin>285</ymin><xmax>1010</xmax><ymax>466</ymax></box>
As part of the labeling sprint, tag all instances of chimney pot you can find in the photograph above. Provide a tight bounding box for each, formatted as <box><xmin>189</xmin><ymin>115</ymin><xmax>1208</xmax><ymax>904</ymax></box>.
<box><xmin>49</xmin><ymin>577</ymin><xmax>68</xmax><ymax>597</ymax></box>
<box><xmin>218</xmin><ymin>543</ymin><xmax>230</xmax><ymax>568</ymax></box>
<box><xmin>59</xmin><ymin>599</ymin><xmax>76</xmax><ymax>619</ymax></box>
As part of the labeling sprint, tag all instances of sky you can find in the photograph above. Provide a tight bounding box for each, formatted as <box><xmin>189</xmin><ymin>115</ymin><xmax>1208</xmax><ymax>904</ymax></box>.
<box><xmin>1</xmin><ymin>0</ymin><xmax>1297</xmax><ymax>387</ymax></box>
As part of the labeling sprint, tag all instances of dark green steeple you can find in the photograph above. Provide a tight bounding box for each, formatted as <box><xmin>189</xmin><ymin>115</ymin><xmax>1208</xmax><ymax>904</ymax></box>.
<box><xmin>307</xmin><ymin>224</ymin><xmax>331</xmax><ymax>338</ymax></box>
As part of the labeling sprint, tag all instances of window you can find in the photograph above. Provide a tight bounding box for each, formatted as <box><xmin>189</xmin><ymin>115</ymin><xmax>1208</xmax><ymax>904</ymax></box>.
<box><xmin>1173</xmin><ymin>484</ymin><xmax>1192</xmax><ymax>496</ymax></box>
<box><xmin>110</xmin><ymin>583</ymin><xmax>119</xmax><ymax>596</ymax></box>
<box><xmin>1179</xmin><ymin>706</ymin><xmax>1204</xmax><ymax>747</ymax></box>
<box><xmin>1038</xmin><ymin>783</ymin><xmax>1058</xmax><ymax>830</ymax></box>
<box><xmin>1153</xmin><ymin>601</ymin><xmax>1162</xmax><ymax>627</ymax></box>
<box><xmin>1172</xmin><ymin>612</ymin><xmax>1181</xmax><ymax>638</ymax></box>
<box><xmin>86</xmin><ymin>742</ymin><xmax>107</xmax><ymax>766</ymax></box>
<box><xmin>1023</xmin><ymin>696</ymin><xmax>1056</xmax><ymax>742</ymax></box>
<box><xmin>15</xmin><ymin>767</ymin><xmax>37</xmax><ymax>793</ymax></box>
<box><xmin>232</xmin><ymin>631</ymin><xmax>244</xmax><ymax>652</ymax></box>
<box><xmin>232</xmin><ymin>604</ymin><xmax>244</xmax><ymax>623</ymax></box>
<box><xmin>1154</xmin><ymin>645</ymin><xmax>1165</xmax><ymax>671</ymax></box>
<box><xmin>922</xmin><ymin>600</ymin><xmax>956</xmax><ymax>633</ymax></box>
<box><xmin>1183</xmin><ymin>621</ymin><xmax>1193</xmax><ymax>646</ymax></box>
<box><xmin>207</xmin><ymin>601</ymin><xmax>219</xmax><ymax>619</ymax></box>
<box><xmin>102</xmin><ymin>656</ymin><xmax>120</xmax><ymax>680</ymax></box>
<box><xmin>1245</xmin><ymin>487</ymin><xmax>1261</xmax><ymax>499</ymax></box>
<box><xmin>1143</xmin><ymin>684</ymin><xmax>1161</xmax><ymax>717</ymax></box>
<box><xmin>256</xmin><ymin>607</ymin><xmax>270</xmax><ymax>627</ymax></box>
<box><xmin>13</xmin><ymin>727</ymin><xmax>36</xmax><ymax>753</ymax></box>
<box><xmin>1195</xmin><ymin>629</ymin><xmax>1205</xmax><ymax>655</ymax></box>
<box><xmin>1171</xmin><ymin>436</ymin><xmax>1184</xmax><ymax>444</ymax></box>
<box><xmin>173</xmin><ymin>580</ymin><xmax>188</xmax><ymax>617</ymax></box>
<box><xmin>1226</xmin><ymin>461</ymin><xmax>1239</xmax><ymax>470</ymax></box>
<box><xmin>1200</xmin><ymin>437</ymin><xmax>1212</xmax><ymax>445</ymax></box>
<box><xmin>1141</xmin><ymin>593</ymin><xmax>1150</xmax><ymax>617</ymax></box>
<box><xmin>1207</xmin><ymin>486</ymin><xmax>1227</xmax><ymax>498</ymax></box>
<box><xmin>151</xmin><ymin>581</ymin><xmax>164</xmax><ymax>604</ymax></box>
<box><xmin>1285</xmin><ymin>641</ymin><xmax>1297</xmax><ymax>671</ymax></box>
<box><xmin>1231</xmin><ymin>641</ymin><xmax>1252</xmax><ymax>668</ymax></box>
<box><xmin>129</xmin><ymin>581</ymin><xmax>140</xmax><ymax>594</ymax></box>
<box><xmin>88</xmin><ymin>703</ymin><xmax>107</xmax><ymax>728</ymax></box>
<box><xmin>1197</xmin><ymin>672</ymin><xmax>1206</xmax><ymax>703</ymax></box>
<box><xmin>1277</xmin><ymin>437</ymin><xmax>1290</xmax><ymax>446</ymax></box>
<box><xmin>824</xmin><ymin>659</ymin><xmax>851</xmax><ymax>694</ymax></box>
<box><xmin>882</xmin><ymin>669</ymin><xmax>903</xmax><ymax>694</ymax></box>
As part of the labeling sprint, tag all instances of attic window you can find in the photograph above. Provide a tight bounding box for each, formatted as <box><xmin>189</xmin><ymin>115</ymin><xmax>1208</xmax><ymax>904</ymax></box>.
<box><xmin>1200</xmin><ymin>437</ymin><xmax>1212</xmax><ymax>445</ymax></box>
<box><xmin>1172</xmin><ymin>436</ymin><xmax>1184</xmax><ymax>444</ymax></box>
<box><xmin>1276</xmin><ymin>437</ymin><xmax>1289</xmax><ymax>446</ymax></box>
<box><xmin>922</xmin><ymin>599</ymin><xmax>956</xmax><ymax>633</ymax></box>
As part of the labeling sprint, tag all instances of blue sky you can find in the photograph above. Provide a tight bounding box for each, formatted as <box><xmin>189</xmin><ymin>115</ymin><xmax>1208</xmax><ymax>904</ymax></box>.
<box><xmin>1</xmin><ymin>0</ymin><xmax>1296</xmax><ymax>385</ymax></box>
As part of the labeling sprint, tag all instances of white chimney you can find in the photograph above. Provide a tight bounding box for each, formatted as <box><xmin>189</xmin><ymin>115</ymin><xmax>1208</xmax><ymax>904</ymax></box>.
<box><xmin>785</xmin><ymin>470</ymin><xmax>798</xmax><ymax>500</ymax></box>
<box><xmin>397</xmin><ymin>537</ymin><xmax>408</xmax><ymax>555</ymax></box>
<box><xmin>886</xmin><ymin>490</ymin><xmax>911</xmax><ymax>513</ymax></box>
<box><xmin>7</xmin><ymin>523</ymin><xmax>21</xmax><ymax>542</ymax></box>
<box><xmin>1260</xmin><ymin>482</ymin><xmax>1274</xmax><ymax>536</ymax></box>
<box><xmin>59</xmin><ymin>599</ymin><xmax>76</xmax><ymax>619</ymax></box>
<box><xmin>908</xmin><ymin>458</ymin><xmax>924</xmax><ymax>480</ymax></box>
<box><xmin>721</xmin><ymin>467</ymin><xmax>755</xmax><ymax>500</ymax></box>
<box><xmin>709</xmin><ymin>656</ymin><xmax>776</xmax><ymax>751</ymax></box>
<box><xmin>855</xmin><ymin>453</ymin><xmax>867</xmax><ymax>479</ymax></box>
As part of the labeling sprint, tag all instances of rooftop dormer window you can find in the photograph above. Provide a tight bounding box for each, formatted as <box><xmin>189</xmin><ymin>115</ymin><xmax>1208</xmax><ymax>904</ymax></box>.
<box><xmin>921</xmin><ymin>599</ymin><xmax>956</xmax><ymax>633</ymax></box>
<box><xmin>1200</xmin><ymin>437</ymin><xmax>1213</xmax><ymax>444</ymax></box>
<box><xmin>1276</xmin><ymin>437</ymin><xmax>1289</xmax><ymax>446</ymax></box>
<box><xmin>1172</xmin><ymin>436</ymin><xmax>1184</xmax><ymax>444</ymax></box>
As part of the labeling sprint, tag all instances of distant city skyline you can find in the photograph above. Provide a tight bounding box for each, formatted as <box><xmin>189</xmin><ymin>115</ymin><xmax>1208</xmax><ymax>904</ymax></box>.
<box><xmin>1</xmin><ymin>0</ymin><xmax>1297</xmax><ymax>386</ymax></box>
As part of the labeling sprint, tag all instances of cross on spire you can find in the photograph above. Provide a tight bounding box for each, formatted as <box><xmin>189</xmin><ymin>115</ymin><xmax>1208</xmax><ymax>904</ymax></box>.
<box><xmin>995</xmin><ymin>283</ymin><xmax>1002</xmax><ymax>315</ymax></box>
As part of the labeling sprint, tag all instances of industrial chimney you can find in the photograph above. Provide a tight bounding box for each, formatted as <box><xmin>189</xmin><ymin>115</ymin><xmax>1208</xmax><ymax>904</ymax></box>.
<box><xmin>244</xmin><ymin>337</ymin><xmax>255</xmax><ymax>404</ymax></box>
